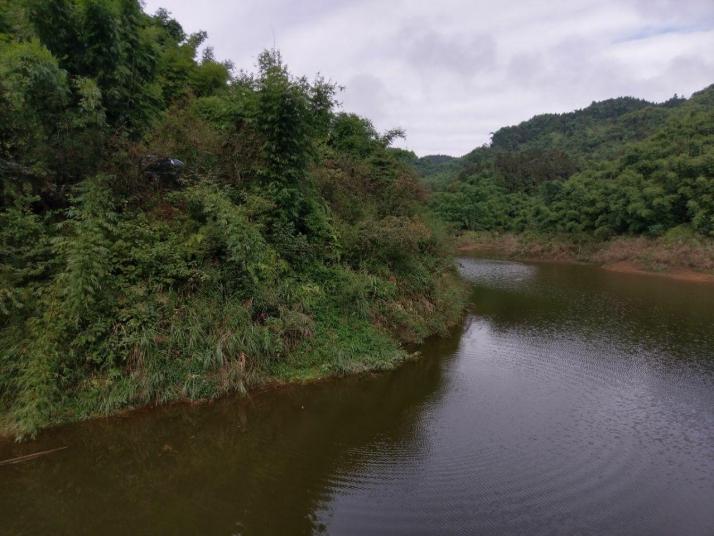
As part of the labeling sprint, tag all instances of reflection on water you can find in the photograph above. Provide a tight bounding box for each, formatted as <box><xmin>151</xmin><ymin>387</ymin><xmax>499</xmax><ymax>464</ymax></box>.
<box><xmin>2</xmin><ymin>257</ymin><xmax>714</xmax><ymax>535</ymax></box>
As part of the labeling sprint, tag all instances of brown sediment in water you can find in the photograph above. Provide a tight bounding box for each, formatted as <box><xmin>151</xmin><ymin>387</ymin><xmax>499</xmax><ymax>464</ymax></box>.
<box><xmin>0</xmin><ymin>352</ymin><xmax>420</xmax><ymax>443</ymax></box>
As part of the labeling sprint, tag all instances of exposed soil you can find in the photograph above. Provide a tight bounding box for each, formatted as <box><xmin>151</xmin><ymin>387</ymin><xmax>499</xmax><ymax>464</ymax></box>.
<box><xmin>602</xmin><ymin>261</ymin><xmax>714</xmax><ymax>284</ymax></box>
<box><xmin>458</xmin><ymin>232</ymin><xmax>714</xmax><ymax>285</ymax></box>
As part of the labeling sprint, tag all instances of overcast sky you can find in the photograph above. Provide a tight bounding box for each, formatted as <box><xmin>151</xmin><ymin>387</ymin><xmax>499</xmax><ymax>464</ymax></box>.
<box><xmin>143</xmin><ymin>0</ymin><xmax>714</xmax><ymax>156</ymax></box>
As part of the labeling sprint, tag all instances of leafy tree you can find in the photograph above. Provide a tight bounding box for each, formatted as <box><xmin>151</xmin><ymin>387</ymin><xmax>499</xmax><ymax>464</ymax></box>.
<box><xmin>0</xmin><ymin>3</ymin><xmax>464</xmax><ymax>438</ymax></box>
<box><xmin>423</xmin><ymin>85</ymin><xmax>714</xmax><ymax>239</ymax></box>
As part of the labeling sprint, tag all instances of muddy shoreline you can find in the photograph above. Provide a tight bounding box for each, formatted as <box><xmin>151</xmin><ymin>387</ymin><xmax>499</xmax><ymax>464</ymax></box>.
<box><xmin>457</xmin><ymin>232</ymin><xmax>714</xmax><ymax>284</ymax></box>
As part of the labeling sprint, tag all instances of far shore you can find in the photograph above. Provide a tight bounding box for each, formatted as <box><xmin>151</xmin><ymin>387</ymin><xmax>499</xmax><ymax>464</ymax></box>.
<box><xmin>601</xmin><ymin>261</ymin><xmax>714</xmax><ymax>283</ymax></box>
<box><xmin>457</xmin><ymin>232</ymin><xmax>714</xmax><ymax>284</ymax></box>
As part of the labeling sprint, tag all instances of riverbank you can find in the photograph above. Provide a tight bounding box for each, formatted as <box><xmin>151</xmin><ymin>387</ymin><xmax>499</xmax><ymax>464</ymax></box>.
<box><xmin>1</xmin><ymin>270</ymin><xmax>467</xmax><ymax>441</ymax></box>
<box><xmin>0</xmin><ymin>350</ymin><xmax>421</xmax><ymax>443</ymax></box>
<box><xmin>457</xmin><ymin>231</ymin><xmax>714</xmax><ymax>283</ymax></box>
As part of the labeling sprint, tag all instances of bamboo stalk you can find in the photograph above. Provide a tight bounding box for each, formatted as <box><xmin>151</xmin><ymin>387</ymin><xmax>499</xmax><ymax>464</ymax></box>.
<box><xmin>0</xmin><ymin>446</ymin><xmax>68</xmax><ymax>467</ymax></box>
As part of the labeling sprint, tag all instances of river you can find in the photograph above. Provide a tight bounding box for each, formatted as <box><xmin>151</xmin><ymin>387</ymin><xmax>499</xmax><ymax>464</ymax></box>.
<box><xmin>2</xmin><ymin>257</ymin><xmax>713</xmax><ymax>535</ymax></box>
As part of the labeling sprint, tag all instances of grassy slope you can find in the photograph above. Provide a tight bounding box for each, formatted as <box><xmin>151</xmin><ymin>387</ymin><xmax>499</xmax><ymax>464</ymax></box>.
<box><xmin>1</xmin><ymin>271</ymin><xmax>466</xmax><ymax>440</ymax></box>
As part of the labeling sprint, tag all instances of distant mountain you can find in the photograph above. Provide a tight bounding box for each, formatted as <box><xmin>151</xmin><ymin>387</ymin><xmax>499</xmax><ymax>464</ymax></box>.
<box><xmin>415</xmin><ymin>84</ymin><xmax>714</xmax><ymax>237</ymax></box>
<box><xmin>409</xmin><ymin>154</ymin><xmax>461</xmax><ymax>186</ymax></box>
<box><xmin>414</xmin><ymin>93</ymin><xmax>690</xmax><ymax>189</ymax></box>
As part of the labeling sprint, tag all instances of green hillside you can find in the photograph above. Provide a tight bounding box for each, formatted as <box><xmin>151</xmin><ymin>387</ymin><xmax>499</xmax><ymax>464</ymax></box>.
<box><xmin>418</xmin><ymin>87</ymin><xmax>714</xmax><ymax>238</ymax></box>
<box><xmin>0</xmin><ymin>1</ymin><xmax>463</xmax><ymax>438</ymax></box>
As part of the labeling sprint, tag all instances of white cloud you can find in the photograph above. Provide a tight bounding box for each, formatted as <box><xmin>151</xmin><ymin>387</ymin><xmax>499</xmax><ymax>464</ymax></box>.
<box><xmin>143</xmin><ymin>0</ymin><xmax>714</xmax><ymax>155</ymax></box>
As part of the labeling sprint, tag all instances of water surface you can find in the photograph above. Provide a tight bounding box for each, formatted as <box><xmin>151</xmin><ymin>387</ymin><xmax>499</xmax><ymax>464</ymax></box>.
<box><xmin>2</xmin><ymin>258</ymin><xmax>713</xmax><ymax>535</ymax></box>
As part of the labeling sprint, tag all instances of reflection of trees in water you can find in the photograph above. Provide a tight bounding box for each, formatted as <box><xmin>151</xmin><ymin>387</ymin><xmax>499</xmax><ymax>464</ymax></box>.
<box><xmin>1</xmin><ymin>329</ymin><xmax>462</xmax><ymax>535</ymax></box>
<box><xmin>9</xmin><ymin>260</ymin><xmax>712</xmax><ymax>534</ymax></box>
<box><xmin>468</xmin><ymin>259</ymin><xmax>714</xmax><ymax>368</ymax></box>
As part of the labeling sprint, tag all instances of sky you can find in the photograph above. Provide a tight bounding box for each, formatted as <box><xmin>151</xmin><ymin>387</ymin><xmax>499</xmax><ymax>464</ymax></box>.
<box><xmin>143</xmin><ymin>0</ymin><xmax>714</xmax><ymax>156</ymax></box>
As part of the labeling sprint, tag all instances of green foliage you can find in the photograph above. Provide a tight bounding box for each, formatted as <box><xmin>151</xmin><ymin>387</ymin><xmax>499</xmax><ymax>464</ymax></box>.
<box><xmin>425</xmin><ymin>85</ymin><xmax>714</xmax><ymax>239</ymax></box>
<box><xmin>0</xmin><ymin>5</ymin><xmax>463</xmax><ymax>439</ymax></box>
<box><xmin>0</xmin><ymin>0</ymin><xmax>233</xmax><ymax>193</ymax></box>
<box><xmin>29</xmin><ymin>0</ymin><xmax>160</xmax><ymax>132</ymax></box>
<box><xmin>55</xmin><ymin>177</ymin><xmax>118</xmax><ymax>328</ymax></box>
<box><xmin>254</xmin><ymin>49</ymin><xmax>314</xmax><ymax>185</ymax></box>
<box><xmin>0</xmin><ymin>189</ymin><xmax>50</xmax><ymax>318</ymax></box>
<box><xmin>180</xmin><ymin>183</ymin><xmax>281</xmax><ymax>292</ymax></box>
<box><xmin>330</xmin><ymin>113</ymin><xmax>384</xmax><ymax>158</ymax></box>
<box><xmin>0</xmin><ymin>39</ymin><xmax>69</xmax><ymax>169</ymax></box>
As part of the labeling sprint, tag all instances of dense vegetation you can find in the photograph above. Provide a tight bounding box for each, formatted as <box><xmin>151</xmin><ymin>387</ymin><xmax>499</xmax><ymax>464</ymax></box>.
<box><xmin>0</xmin><ymin>1</ymin><xmax>463</xmax><ymax>438</ymax></box>
<box><xmin>415</xmin><ymin>89</ymin><xmax>714</xmax><ymax>240</ymax></box>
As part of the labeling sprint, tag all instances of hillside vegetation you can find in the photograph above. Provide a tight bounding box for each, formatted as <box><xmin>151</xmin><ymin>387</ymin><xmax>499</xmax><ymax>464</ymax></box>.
<box><xmin>413</xmin><ymin>88</ymin><xmax>714</xmax><ymax>240</ymax></box>
<box><xmin>0</xmin><ymin>1</ymin><xmax>464</xmax><ymax>438</ymax></box>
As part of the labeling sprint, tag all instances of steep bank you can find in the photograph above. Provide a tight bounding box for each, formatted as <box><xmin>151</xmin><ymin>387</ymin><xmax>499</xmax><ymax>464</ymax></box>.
<box><xmin>457</xmin><ymin>231</ymin><xmax>714</xmax><ymax>283</ymax></box>
<box><xmin>0</xmin><ymin>5</ymin><xmax>466</xmax><ymax>440</ymax></box>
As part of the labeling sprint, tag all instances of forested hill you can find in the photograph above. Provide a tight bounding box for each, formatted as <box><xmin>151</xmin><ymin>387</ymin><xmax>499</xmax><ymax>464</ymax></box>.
<box><xmin>0</xmin><ymin>1</ymin><xmax>463</xmax><ymax>438</ymax></box>
<box><xmin>413</xmin><ymin>92</ymin><xmax>690</xmax><ymax>187</ymax></box>
<box><xmin>412</xmin><ymin>86</ymin><xmax>714</xmax><ymax>238</ymax></box>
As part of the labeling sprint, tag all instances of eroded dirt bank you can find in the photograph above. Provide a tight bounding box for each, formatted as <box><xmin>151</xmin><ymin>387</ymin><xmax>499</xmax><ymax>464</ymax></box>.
<box><xmin>457</xmin><ymin>232</ymin><xmax>714</xmax><ymax>284</ymax></box>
